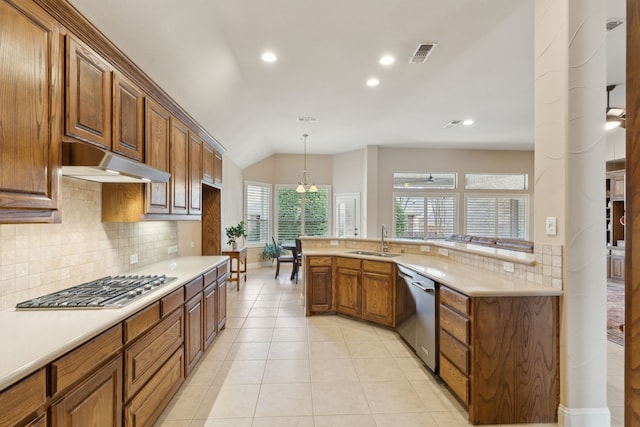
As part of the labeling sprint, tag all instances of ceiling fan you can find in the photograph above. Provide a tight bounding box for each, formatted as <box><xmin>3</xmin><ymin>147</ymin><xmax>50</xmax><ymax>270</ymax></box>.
<box><xmin>606</xmin><ymin>85</ymin><xmax>626</xmax><ymax>129</ymax></box>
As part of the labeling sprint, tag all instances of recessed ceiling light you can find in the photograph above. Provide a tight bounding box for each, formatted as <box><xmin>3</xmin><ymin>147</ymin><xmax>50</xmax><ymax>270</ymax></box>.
<box><xmin>462</xmin><ymin>119</ymin><xmax>474</xmax><ymax>126</ymax></box>
<box><xmin>379</xmin><ymin>55</ymin><xmax>395</xmax><ymax>65</ymax></box>
<box><xmin>261</xmin><ymin>51</ymin><xmax>277</xmax><ymax>63</ymax></box>
<box><xmin>366</xmin><ymin>78</ymin><xmax>380</xmax><ymax>87</ymax></box>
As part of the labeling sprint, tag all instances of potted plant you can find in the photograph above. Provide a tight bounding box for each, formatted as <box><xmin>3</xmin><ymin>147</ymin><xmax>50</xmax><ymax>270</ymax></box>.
<box><xmin>225</xmin><ymin>221</ymin><xmax>247</xmax><ymax>250</ymax></box>
<box><xmin>262</xmin><ymin>241</ymin><xmax>281</xmax><ymax>263</ymax></box>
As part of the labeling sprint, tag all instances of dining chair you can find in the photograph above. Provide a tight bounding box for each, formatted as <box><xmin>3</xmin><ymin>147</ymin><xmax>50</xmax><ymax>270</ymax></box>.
<box><xmin>272</xmin><ymin>236</ymin><xmax>295</xmax><ymax>279</ymax></box>
<box><xmin>292</xmin><ymin>238</ymin><xmax>303</xmax><ymax>283</ymax></box>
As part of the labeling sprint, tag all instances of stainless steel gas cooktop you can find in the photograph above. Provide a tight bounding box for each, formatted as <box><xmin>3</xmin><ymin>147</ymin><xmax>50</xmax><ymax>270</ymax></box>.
<box><xmin>16</xmin><ymin>274</ymin><xmax>177</xmax><ymax>310</ymax></box>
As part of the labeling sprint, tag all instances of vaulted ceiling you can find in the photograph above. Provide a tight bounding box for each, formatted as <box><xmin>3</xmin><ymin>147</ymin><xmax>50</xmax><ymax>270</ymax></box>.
<box><xmin>68</xmin><ymin>0</ymin><xmax>625</xmax><ymax>168</ymax></box>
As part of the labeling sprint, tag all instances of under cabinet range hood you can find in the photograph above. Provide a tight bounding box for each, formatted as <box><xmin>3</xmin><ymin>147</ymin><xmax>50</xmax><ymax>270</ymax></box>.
<box><xmin>62</xmin><ymin>142</ymin><xmax>170</xmax><ymax>183</ymax></box>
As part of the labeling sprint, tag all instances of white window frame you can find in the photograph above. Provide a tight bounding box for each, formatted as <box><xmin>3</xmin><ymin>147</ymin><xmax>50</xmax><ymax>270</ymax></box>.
<box><xmin>392</xmin><ymin>191</ymin><xmax>458</xmax><ymax>240</ymax></box>
<box><xmin>464</xmin><ymin>193</ymin><xmax>529</xmax><ymax>240</ymax></box>
<box><xmin>274</xmin><ymin>184</ymin><xmax>332</xmax><ymax>240</ymax></box>
<box><xmin>244</xmin><ymin>181</ymin><xmax>272</xmax><ymax>247</ymax></box>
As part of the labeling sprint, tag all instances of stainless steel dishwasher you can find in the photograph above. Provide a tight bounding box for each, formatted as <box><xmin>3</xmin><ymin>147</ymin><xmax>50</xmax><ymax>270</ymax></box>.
<box><xmin>396</xmin><ymin>265</ymin><xmax>438</xmax><ymax>373</ymax></box>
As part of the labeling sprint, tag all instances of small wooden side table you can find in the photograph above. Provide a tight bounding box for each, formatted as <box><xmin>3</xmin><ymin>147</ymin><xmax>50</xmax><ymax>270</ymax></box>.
<box><xmin>222</xmin><ymin>245</ymin><xmax>247</xmax><ymax>290</ymax></box>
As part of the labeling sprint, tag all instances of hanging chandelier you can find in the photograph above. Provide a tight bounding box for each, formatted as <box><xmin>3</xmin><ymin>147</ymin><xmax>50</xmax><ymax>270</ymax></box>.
<box><xmin>296</xmin><ymin>134</ymin><xmax>317</xmax><ymax>193</ymax></box>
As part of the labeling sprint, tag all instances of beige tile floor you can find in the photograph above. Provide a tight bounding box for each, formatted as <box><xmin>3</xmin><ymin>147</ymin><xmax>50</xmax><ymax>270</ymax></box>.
<box><xmin>156</xmin><ymin>267</ymin><xmax>625</xmax><ymax>427</ymax></box>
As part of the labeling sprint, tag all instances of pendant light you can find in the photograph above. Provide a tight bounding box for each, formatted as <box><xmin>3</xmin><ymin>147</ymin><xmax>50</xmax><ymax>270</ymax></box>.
<box><xmin>296</xmin><ymin>134</ymin><xmax>317</xmax><ymax>193</ymax></box>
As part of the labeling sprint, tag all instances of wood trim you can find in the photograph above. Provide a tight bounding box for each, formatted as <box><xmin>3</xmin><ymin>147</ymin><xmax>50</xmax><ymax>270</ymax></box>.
<box><xmin>33</xmin><ymin>0</ymin><xmax>225</xmax><ymax>155</ymax></box>
<box><xmin>627</xmin><ymin>0</ymin><xmax>640</xmax><ymax>423</ymax></box>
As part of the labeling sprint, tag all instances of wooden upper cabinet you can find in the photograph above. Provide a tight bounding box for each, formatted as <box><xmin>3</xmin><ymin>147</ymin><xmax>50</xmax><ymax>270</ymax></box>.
<box><xmin>170</xmin><ymin>118</ymin><xmax>189</xmax><ymax>215</ymax></box>
<box><xmin>113</xmin><ymin>72</ymin><xmax>144</xmax><ymax>161</ymax></box>
<box><xmin>0</xmin><ymin>0</ymin><xmax>62</xmax><ymax>222</ymax></box>
<box><xmin>189</xmin><ymin>133</ymin><xmax>203</xmax><ymax>214</ymax></box>
<box><xmin>202</xmin><ymin>142</ymin><xmax>215</xmax><ymax>185</ymax></box>
<box><xmin>145</xmin><ymin>98</ymin><xmax>171</xmax><ymax>214</ymax></box>
<box><xmin>65</xmin><ymin>36</ymin><xmax>112</xmax><ymax>149</ymax></box>
<box><xmin>214</xmin><ymin>151</ymin><xmax>223</xmax><ymax>186</ymax></box>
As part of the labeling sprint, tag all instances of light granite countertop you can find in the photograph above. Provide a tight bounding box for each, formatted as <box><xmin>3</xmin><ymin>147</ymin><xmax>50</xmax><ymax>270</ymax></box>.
<box><xmin>301</xmin><ymin>248</ymin><xmax>561</xmax><ymax>298</ymax></box>
<box><xmin>0</xmin><ymin>256</ymin><xmax>227</xmax><ymax>391</ymax></box>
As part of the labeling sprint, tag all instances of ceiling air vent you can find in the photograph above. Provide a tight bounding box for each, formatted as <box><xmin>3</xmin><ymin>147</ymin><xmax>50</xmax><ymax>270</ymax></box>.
<box><xmin>410</xmin><ymin>43</ymin><xmax>437</xmax><ymax>63</ymax></box>
<box><xmin>607</xmin><ymin>19</ymin><xmax>624</xmax><ymax>31</ymax></box>
<box><xmin>297</xmin><ymin>116</ymin><xmax>318</xmax><ymax>123</ymax></box>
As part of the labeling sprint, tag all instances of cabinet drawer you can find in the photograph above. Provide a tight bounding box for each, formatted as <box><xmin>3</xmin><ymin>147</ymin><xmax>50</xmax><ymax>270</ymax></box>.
<box><xmin>440</xmin><ymin>286</ymin><xmax>470</xmax><ymax>315</ymax></box>
<box><xmin>184</xmin><ymin>275</ymin><xmax>204</xmax><ymax>301</ymax></box>
<box><xmin>52</xmin><ymin>324</ymin><xmax>122</xmax><ymax>394</ymax></box>
<box><xmin>217</xmin><ymin>262</ymin><xmax>228</xmax><ymax>278</ymax></box>
<box><xmin>161</xmin><ymin>287</ymin><xmax>184</xmax><ymax>317</ymax></box>
<box><xmin>308</xmin><ymin>256</ymin><xmax>332</xmax><ymax>267</ymax></box>
<box><xmin>336</xmin><ymin>257</ymin><xmax>361</xmax><ymax>269</ymax></box>
<box><xmin>440</xmin><ymin>355</ymin><xmax>469</xmax><ymax>405</ymax></box>
<box><xmin>362</xmin><ymin>259</ymin><xmax>393</xmax><ymax>275</ymax></box>
<box><xmin>440</xmin><ymin>304</ymin><xmax>469</xmax><ymax>344</ymax></box>
<box><xmin>124</xmin><ymin>346</ymin><xmax>185</xmax><ymax>427</ymax></box>
<box><xmin>124</xmin><ymin>308</ymin><xmax>184</xmax><ymax>400</ymax></box>
<box><xmin>0</xmin><ymin>368</ymin><xmax>46</xmax><ymax>426</ymax></box>
<box><xmin>124</xmin><ymin>302</ymin><xmax>160</xmax><ymax>343</ymax></box>
<box><xmin>440</xmin><ymin>329</ymin><xmax>469</xmax><ymax>374</ymax></box>
<box><xmin>204</xmin><ymin>267</ymin><xmax>217</xmax><ymax>286</ymax></box>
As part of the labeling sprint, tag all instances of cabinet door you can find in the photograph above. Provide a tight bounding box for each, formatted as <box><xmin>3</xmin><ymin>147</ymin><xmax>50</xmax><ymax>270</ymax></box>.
<box><xmin>217</xmin><ymin>277</ymin><xmax>227</xmax><ymax>330</ymax></box>
<box><xmin>308</xmin><ymin>263</ymin><xmax>333</xmax><ymax>313</ymax></box>
<box><xmin>202</xmin><ymin>142</ymin><xmax>215</xmax><ymax>185</ymax></box>
<box><xmin>185</xmin><ymin>294</ymin><xmax>203</xmax><ymax>376</ymax></box>
<box><xmin>335</xmin><ymin>267</ymin><xmax>361</xmax><ymax>317</ymax></box>
<box><xmin>0</xmin><ymin>0</ymin><xmax>61</xmax><ymax>220</ymax></box>
<box><xmin>113</xmin><ymin>72</ymin><xmax>144</xmax><ymax>161</ymax></box>
<box><xmin>189</xmin><ymin>133</ymin><xmax>203</xmax><ymax>214</ymax></box>
<box><xmin>65</xmin><ymin>36</ymin><xmax>112</xmax><ymax>149</ymax></box>
<box><xmin>51</xmin><ymin>355</ymin><xmax>123</xmax><ymax>427</ymax></box>
<box><xmin>145</xmin><ymin>98</ymin><xmax>171</xmax><ymax>214</ymax></box>
<box><xmin>204</xmin><ymin>282</ymin><xmax>218</xmax><ymax>349</ymax></box>
<box><xmin>170</xmin><ymin>118</ymin><xmax>189</xmax><ymax>214</ymax></box>
<box><xmin>362</xmin><ymin>272</ymin><xmax>394</xmax><ymax>326</ymax></box>
<box><xmin>214</xmin><ymin>152</ymin><xmax>223</xmax><ymax>186</ymax></box>
<box><xmin>0</xmin><ymin>368</ymin><xmax>47</xmax><ymax>427</ymax></box>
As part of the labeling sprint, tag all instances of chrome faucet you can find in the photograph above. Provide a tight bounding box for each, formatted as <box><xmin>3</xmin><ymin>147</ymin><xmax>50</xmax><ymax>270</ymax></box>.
<box><xmin>381</xmin><ymin>224</ymin><xmax>388</xmax><ymax>252</ymax></box>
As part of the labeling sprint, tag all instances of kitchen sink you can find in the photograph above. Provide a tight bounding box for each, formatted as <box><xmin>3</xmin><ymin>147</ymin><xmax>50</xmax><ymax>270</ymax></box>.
<box><xmin>347</xmin><ymin>250</ymin><xmax>401</xmax><ymax>258</ymax></box>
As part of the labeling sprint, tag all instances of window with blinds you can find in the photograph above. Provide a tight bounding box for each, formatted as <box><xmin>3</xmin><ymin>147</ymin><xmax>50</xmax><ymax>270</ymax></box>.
<box><xmin>245</xmin><ymin>182</ymin><xmax>271</xmax><ymax>245</ymax></box>
<box><xmin>276</xmin><ymin>186</ymin><xmax>330</xmax><ymax>241</ymax></box>
<box><xmin>394</xmin><ymin>194</ymin><xmax>456</xmax><ymax>239</ymax></box>
<box><xmin>465</xmin><ymin>195</ymin><xmax>528</xmax><ymax>239</ymax></box>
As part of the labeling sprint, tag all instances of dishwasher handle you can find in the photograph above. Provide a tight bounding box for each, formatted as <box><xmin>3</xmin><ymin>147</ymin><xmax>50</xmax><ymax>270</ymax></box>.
<box><xmin>410</xmin><ymin>281</ymin><xmax>435</xmax><ymax>293</ymax></box>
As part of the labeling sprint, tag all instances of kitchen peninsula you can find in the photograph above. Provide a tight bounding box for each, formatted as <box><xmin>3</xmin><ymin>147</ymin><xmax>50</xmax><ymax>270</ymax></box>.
<box><xmin>301</xmin><ymin>237</ymin><xmax>562</xmax><ymax>425</ymax></box>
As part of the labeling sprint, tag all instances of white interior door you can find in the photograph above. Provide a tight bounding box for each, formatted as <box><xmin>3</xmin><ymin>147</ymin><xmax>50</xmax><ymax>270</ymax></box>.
<box><xmin>334</xmin><ymin>193</ymin><xmax>361</xmax><ymax>237</ymax></box>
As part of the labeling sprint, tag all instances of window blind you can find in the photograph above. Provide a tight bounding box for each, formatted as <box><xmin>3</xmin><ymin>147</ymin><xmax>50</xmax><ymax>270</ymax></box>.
<box><xmin>466</xmin><ymin>195</ymin><xmax>528</xmax><ymax>239</ymax></box>
<box><xmin>245</xmin><ymin>183</ymin><xmax>271</xmax><ymax>244</ymax></box>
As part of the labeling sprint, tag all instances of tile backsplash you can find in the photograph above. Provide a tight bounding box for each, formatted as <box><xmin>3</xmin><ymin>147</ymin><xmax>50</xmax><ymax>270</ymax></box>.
<box><xmin>0</xmin><ymin>177</ymin><xmax>178</xmax><ymax>310</ymax></box>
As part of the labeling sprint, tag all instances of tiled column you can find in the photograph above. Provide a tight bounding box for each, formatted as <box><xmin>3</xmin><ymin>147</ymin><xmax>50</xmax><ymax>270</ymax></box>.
<box><xmin>534</xmin><ymin>1</ymin><xmax>610</xmax><ymax>426</ymax></box>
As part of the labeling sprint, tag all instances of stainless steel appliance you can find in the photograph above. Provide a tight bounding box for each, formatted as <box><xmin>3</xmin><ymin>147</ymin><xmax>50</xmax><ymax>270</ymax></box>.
<box><xmin>396</xmin><ymin>265</ymin><xmax>438</xmax><ymax>372</ymax></box>
<box><xmin>16</xmin><ymin>275</ymin><xmax>177</xmax><ymax>309</ymax></box>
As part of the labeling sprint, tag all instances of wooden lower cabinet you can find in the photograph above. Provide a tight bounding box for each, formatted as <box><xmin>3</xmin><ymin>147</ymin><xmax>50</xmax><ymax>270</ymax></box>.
<box><xmin>335</xmin><ymin>257</ymin><xmax>361</xmax><ymax>317</ymax></box>
<box><xmin>306</xmin><ymin>256</ymin><xmax>333</xmax><ymax>314</ymax></box>
<box><xmin>185</xmin><ymin>293</ymin><xmax>204</xmax><ymax>376</ymax></box>
<box><xmin>203</xmin><ymin>281</ymin><xmax>218</xmax><ymax>349</ymax></box>
<box><xmin>361</xmin><ymin>261</ymin><xmax>395</xmax><ymax>326</ymax></box>
<box><xmin>124</xmin><ymin>347</ymin><xmax>184</xmax><ymax>427</ymax></box>
<box><xmin>217</xmin><ymin>276</ymin><xmax>227</xmax><ymax>330</ymax></box>
<box><xmin>51</xmin><ymin>355</ymin><xmax>123</xmax><ymax>427</ymax></box>
<box><xmin>438</xmin><ymin>285</ymin><xmax>559</xmax><ymax>425</ymax></box>
<box><xmin>611</xmin><ymin>252</ymin><xmax>625</xmax><ymax>282</ymax></box>
<box><xmin>0</xmin><ymin>368</ymin><xmax>47</xmax><ymax>427</ymax></box>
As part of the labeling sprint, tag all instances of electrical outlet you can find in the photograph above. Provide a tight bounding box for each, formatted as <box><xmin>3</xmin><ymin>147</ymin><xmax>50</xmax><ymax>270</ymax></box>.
<box><xmin>129</xmin><ymin>254</ymin><xmax>138</xmax><ymax>264</ymax></box>
<box><xmin>437</xmin><ymin>248</ymin><xmax>449</xmax><ymax>256</ymax></box>
<box><xmin>330</xmin><ymin>240</ymin><xmax>339</xmax><ymax>246</ymax></box>
<box><xmin>503</xmin><ymin>262</ymin><xmax>514</xmax><ymax>272</ymax></box>
<box><xmin>167</xmin><ymin>245</ymin><xmax>178</xmax><ymax>254</ymax></box>
<box><xmin>420</xmin><ymin>245</ymin><xmax>430</xmax><ymax>252</ymax></box>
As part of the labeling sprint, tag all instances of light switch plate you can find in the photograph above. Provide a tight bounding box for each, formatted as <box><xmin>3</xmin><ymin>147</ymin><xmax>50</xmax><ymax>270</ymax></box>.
<box><xmin>545</xmin><ymin>217</ymin><xmax>557</xmax><ymax>236</ymax></box>
<box><xmin>130</xmin><ymin>254</ymin><xmax>138</xmax><ymax>264</ymax></box>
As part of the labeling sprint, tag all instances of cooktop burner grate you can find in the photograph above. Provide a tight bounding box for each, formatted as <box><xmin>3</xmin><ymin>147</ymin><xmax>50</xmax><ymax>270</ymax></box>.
<box><xmin>16</xmin><ymin>274</ymin><xmax>177</xmax><ymax>309</ymax></box>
